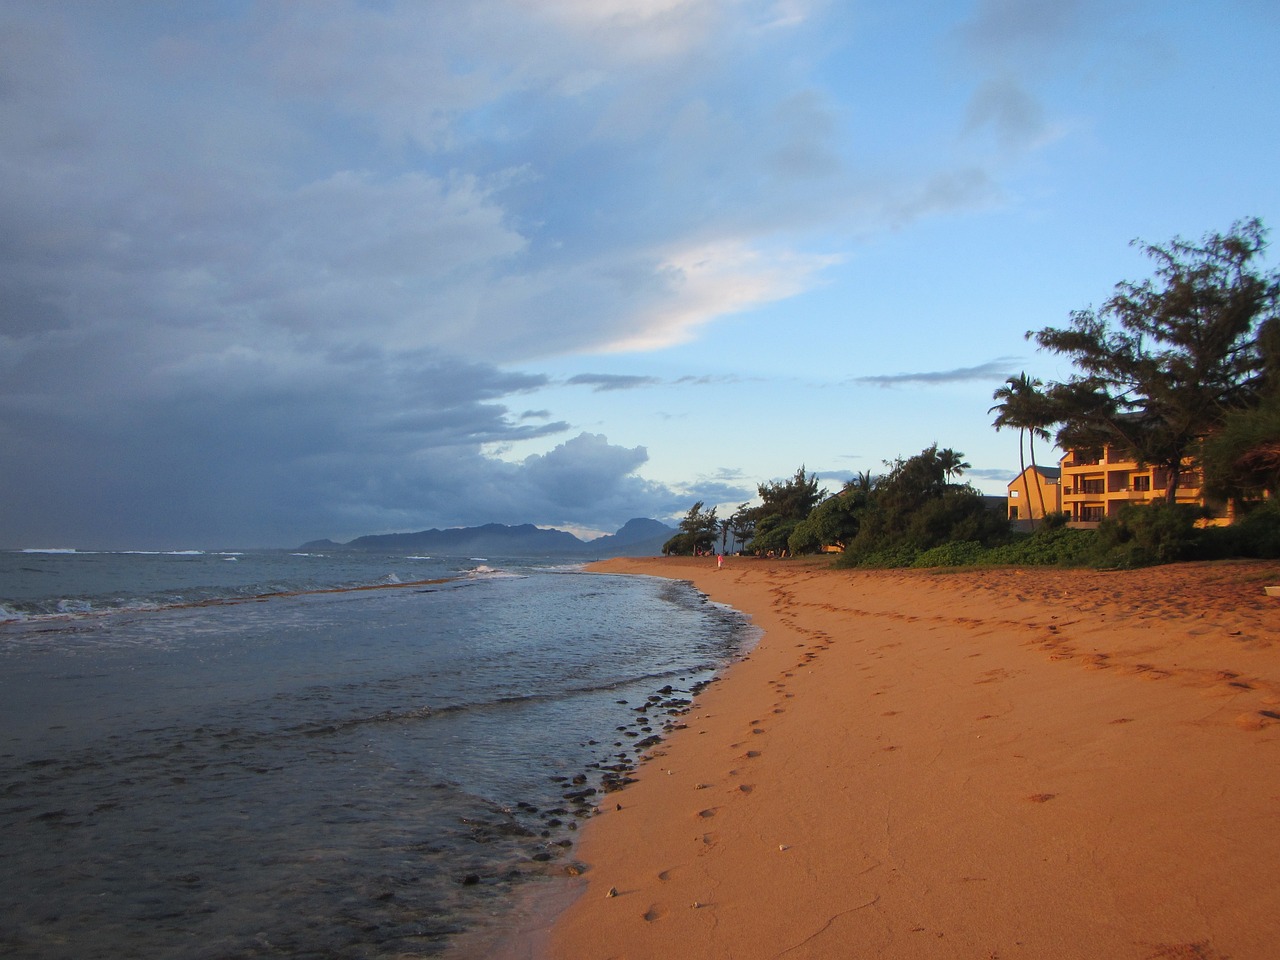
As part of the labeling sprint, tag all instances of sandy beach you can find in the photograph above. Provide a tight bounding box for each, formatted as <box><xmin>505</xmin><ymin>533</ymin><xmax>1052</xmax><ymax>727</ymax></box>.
<box><xmin>543</xmin><ymin>556</ymin><xmax>1280</xmax><ymax>960</ymax></box>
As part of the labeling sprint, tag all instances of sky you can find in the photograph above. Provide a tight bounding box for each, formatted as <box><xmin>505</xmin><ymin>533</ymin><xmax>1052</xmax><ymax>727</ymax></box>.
<box><xmin>2</xmin><ymin>0</ymin><xmax>1279</xmax><ymax>550</ymax></box>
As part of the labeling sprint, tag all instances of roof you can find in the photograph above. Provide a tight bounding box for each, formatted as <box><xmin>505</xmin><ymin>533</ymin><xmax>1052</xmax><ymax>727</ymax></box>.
<box><xmin>1007</xmin><ymin>465</ymin><xmax>1061</xmax><ymax>482</ymax></box>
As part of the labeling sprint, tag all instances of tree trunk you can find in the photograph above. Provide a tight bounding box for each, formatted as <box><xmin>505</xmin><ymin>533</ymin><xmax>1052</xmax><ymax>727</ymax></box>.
<box><xmin>1164</xmin><ymin>460</ymin><xmax>1181</xmax><ymax>503</ymax></box>
<box><xmin>1028</xmin><ymin>432</ymin><xmax>1048</xmax><ymax>522</ymax></box>
<box><xmin>1019</xmin><ymin>430</ymin><xmax>1033</xmax><ymax>527</ymax></box>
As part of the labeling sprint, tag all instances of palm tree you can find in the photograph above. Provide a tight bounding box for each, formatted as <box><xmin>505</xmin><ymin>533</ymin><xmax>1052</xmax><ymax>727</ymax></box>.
<box><xmin>991</xmin><ymin>373</ymin><xmax>1053</xmax><ymax>525</ymax></box>
<box><xmin>937</xmin><ymin>447</ymin><xmax>971</xmax><ymax>484</ymax></box>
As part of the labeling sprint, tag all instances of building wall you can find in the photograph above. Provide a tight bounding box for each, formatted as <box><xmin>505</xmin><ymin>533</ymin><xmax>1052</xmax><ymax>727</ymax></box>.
<box><xmin>1058</xmin><ymin>446</ymin><xmax>1232</xmax><ymax>526</ymax></box>
<box><xmin>1006</xmin><ymin>466</ymin><xmax>1062</xmax><ymax>521</ymax></box>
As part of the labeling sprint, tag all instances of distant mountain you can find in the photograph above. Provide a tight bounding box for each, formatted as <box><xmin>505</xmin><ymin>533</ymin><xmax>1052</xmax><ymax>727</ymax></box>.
<box><xmin>296</xmin><ymin>519</ymin><xmax>674</xmax><ymax>558</ymax></box>
<box><xmin>580</xmin><ymin>517</ymin><xmax>674</xmax><ymax>558</ymax></box>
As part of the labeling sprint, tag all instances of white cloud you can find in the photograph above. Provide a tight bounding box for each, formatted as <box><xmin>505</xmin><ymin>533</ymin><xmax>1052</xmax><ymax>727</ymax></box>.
<box><xmin>600</xmin><ymin>239</ymin><xmax>840</xmax><ymax>352</ymax></box>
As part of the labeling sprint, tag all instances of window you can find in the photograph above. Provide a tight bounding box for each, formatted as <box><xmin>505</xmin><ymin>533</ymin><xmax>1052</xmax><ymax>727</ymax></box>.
<box><xmin>1082</xmin><ymin>479</ymin><xmax>1105</xmax><ymax>494</ymax></box>
<box><xmin>1132</xmin><ymin>475</ymin><xmax>1151</xmax><ymax>492</ymax></box>
<box><xmin>1081</xmin><ymin>506</ymin><xmax>1105</xmax><ymax>522</ymax></box>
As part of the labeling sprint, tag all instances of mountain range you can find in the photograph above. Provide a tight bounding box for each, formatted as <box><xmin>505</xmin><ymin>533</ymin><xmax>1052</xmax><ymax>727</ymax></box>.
<box><xmin>297</xmin><ymin>517</ymin><xmax>675</xmax><ymax>558</ymax></box>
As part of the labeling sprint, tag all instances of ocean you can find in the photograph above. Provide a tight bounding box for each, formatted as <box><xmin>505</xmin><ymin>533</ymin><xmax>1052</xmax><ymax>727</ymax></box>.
<box><xmin>0</xmin><ymin>549</ymin><xmax>754</xmax><ymax>959</ymax></box>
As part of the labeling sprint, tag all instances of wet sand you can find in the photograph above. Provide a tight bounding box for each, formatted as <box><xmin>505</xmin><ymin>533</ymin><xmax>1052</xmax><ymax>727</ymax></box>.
<box><xmin>547</xmin><ymin>556</ymin><xmax>1280</xmax><ymax>960</ymax></box>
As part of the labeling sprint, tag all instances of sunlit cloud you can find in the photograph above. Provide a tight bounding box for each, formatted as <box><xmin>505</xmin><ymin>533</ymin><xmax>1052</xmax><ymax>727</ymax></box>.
<box><xmin>600</xmin><ymin>240</ymin><xmax>841</xmax><ymax>352</ymax></box>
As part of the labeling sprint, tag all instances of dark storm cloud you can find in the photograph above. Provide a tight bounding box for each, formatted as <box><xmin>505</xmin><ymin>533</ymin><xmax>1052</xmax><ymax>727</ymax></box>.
<box><xmin>0</xmin><ymin>2</ymin><xmax>1061</xmax><ymax>547</ymax></box>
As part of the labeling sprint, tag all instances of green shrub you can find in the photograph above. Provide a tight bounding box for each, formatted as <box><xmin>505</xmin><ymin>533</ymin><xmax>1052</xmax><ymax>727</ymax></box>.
<box><xmin>911</xmin><ymin>540</ymin><xmax>987</xmax><ymax>568</ymax></box>
<box><xmin>839</xmin><ymin>544</ymin><xmax>919</xmax><ymax>569</ymax></box>
<box><xmin>983</xmin><ymin>526</ymin><xmax>1100</xmax><ymax>566</ymax></box>
<box><xmin>1229</xmin><ymin>502</ymin><xmax>1280</xmax><ymax>558</ymax></box>
<box><xmin>1095</xmin><ymin>502</ymin><xmax>1203</xmax><ymax>566</ymax></box>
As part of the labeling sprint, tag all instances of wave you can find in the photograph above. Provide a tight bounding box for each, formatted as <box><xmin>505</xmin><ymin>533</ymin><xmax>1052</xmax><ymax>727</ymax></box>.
<box><xmin>463</xmin><ymin>564</ymin><xmax>526</xmax><ymax>580</ymax></box>
<box><xmin>115</xmin><ymin>550</ymin><xmax>207</xmax><ymax>556</ymax></box>
<box><xmin>289</xmin><ymin>666</ymin><xmax>715</xmax><ymax>741</ymax></box>
<box><xmin>0</xmin><ymin>576</ymin><xmax>467</xmax><ymax>626</ymax></box>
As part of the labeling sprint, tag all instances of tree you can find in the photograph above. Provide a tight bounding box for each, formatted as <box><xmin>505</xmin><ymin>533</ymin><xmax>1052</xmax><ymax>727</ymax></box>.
<box><xmin>746</xmin><ymin>466</ymin><xmax>824</xmax><ymax>555</ymax></box>
<box><xmin>1201</xmin><ymin>393</ymin><xmax>1280</xmax><ymax>498</ymax></box>
<box><xmin>841</xmin><ymin>444</ymin><xmax>1007</xmax><ymax>562</ymax></box>
<box><xmin>663</xmin><ymin>501</ymin><xmax>719</xmax><ymax>555</ymax></box>
<box><xmin>990</xmin><ymin>372</ymin><xmax>1053</xmax><ymax>523</ymax></box>
<box><xmin>756</xmin><ymin>466</ymin><xmax>823</xmax><ymax>520</ymax></box>
<box><xmin>1200</xmin><ymin>311</ymin><xmax>1280</xmax><ymax>498</ymax></box>
<box><xmin>1031</xmin><ymin>218</ymin><xmax>1280</xmax><ymax>503</ymax></box>
<box><xmin>728</xmin><ymin>502</ymin><xmax>755</xmax><ymax>554</ymax></box>
<box><xmin>788</xmin><ymin>472</ymin><xmax>874</xmax><ymax>554</ymax></box>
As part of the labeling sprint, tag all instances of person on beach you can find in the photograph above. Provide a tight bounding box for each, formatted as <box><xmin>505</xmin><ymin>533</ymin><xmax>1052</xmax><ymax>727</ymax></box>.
<box><xmin>717</xmin><ymin>553</ymin><xmax>724</xmax><ymax>569</ymax></box>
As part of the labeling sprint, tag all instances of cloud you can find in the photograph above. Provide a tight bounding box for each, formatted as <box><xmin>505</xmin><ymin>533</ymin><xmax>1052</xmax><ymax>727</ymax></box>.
<box><xmin>0</xmin><ymin>2</ymin><xmax>1056</xmax><ymax>548</ymax></box>
<box><xmin>967</xmin><ymin>467</ymin><xmax>1021</xmax><ymax>483</ymax></box>
<box><xmin>963</xmin><ymin>77</ymin><xmax>1059</xmax><ymax>151</ymax></box>
<box><xmin>955</xmin><ymin>0</ymin><xmax>1099</xmax><ymax>72</ymax></box>
<box><xmin>566</xmin><ymin>374</ymin><xmax>663</xmax><ymax>392</ymax></box>
<box><xmin>853</xmin><ymin>357</ymin><xmax>1022</xmax><ymax>388</ymax></box>
<box><xmin>950</xmin><ymin>0</ymin><xmax>1125</xmax><ymax>155</ymax></box>
<box><xmin>599</xmin><ymin>240</ymin><xmax>842</xmax><ymax>352</ymax></box>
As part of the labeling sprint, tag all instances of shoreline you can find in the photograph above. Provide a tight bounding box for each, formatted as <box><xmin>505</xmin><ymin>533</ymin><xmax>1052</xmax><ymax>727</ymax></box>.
<box><xmin>543</xmin><ymin>556</ymin><xmax>1280</xmax><ymax>960</ymax></box>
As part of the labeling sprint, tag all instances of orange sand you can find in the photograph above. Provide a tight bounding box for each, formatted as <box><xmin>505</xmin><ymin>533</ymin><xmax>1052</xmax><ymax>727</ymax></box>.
<box><xmin>544</xmin><ymin>557</ymin><xmax>1280</xmax><ymax>960</ymax></box>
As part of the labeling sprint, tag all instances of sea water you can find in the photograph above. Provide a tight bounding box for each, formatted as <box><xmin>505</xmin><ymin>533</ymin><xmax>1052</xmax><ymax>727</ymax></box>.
<box><xmin>0</xmin><ymin>549</ymin><xmax>753</xmax><ymax>958</ymax></box>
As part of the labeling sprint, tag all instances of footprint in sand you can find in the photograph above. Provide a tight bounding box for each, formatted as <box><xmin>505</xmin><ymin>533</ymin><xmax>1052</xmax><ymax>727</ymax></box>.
<box><xmin>657</xmin><ymin>869</ymin><xmax>673</xmax><ymax>881</ymax></box>
<box><xmin>1026</xmin><ymin>793</ymin><xmax>1057</xmax><ymax>803</ymax></box>
<box><xmin>1139</xmin><ymin>939</ymin><xmax>1224</xmax><ymax>959</ymax></box>
<box><xmin>738</xmin><ymin>784</ymin><xmax>754</xmax><ymax>794</ymax></box>
<box><xmin>744</xmin><ymin>750</ymin><xmax>761</xmax><ymax>759</ymax></box>
<box><xmin>1235</xmin><ymin>710</ymin><xmax>1280</xmax><ymax>731</ymax></box>
<box><xmin>697</xmin><ymin>808</ymin><xmax>717</xmax><ymax>819</ymax></box>
<box><xmin>643</xmin><ymin>905</ymin><xmax>666</xmax><ymax>922</ymax></box>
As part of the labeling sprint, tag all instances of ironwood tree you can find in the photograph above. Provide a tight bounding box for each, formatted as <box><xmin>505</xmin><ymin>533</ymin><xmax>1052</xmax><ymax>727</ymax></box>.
<box><xmin>1030</xmin><ymin>217</ymin><xmax>1280</xmax><ymax>502</ymax></box>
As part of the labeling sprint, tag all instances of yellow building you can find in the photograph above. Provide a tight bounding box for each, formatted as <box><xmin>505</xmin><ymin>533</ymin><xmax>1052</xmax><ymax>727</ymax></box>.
<box><xmin>1058</xmin><ymin>446</ymin><xmax>1231</xmax><ymax>525</ymax></box>
<box><xmin>1005</xmin><ymin>465</ymin><xmax>1062</xmax><ymax>522</ymax></box>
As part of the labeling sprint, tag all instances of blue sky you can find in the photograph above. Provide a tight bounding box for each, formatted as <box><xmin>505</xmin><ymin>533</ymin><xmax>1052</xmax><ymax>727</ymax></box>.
<box><xmin>2</xmin><ymin>0</ymin><xmax>1278</xmax><ymax>549</ymax></box>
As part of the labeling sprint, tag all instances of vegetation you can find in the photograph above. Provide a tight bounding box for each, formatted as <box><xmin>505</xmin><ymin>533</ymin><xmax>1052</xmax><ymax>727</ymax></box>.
<box><xmin>990</xmin><ymin>372</ymin><xmax>1053</xmax><ymax>523</ymax></box>
<box><xmin>836</xmin><ymin>444</ymin><xmax>1008</xmax><ymax>566</ymax></box>
<box><xmin>662</xmin><ymin>501</ymin><xmax>719</xmax><ymax>555</ymax></box>
<box><xmin>743</xmin><ymin>467</ymin><xmax>823</xmax><ymax>556</ymax></box>
<box><xmin>1030</xmin><ymin>217</ymin><xmax>1279</xmax><ymax>502</ymax></box>
<box><xmin>670</xmin><ymin>218</ymin><xmax>1280</xmax><ymax>570</ymax></box>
